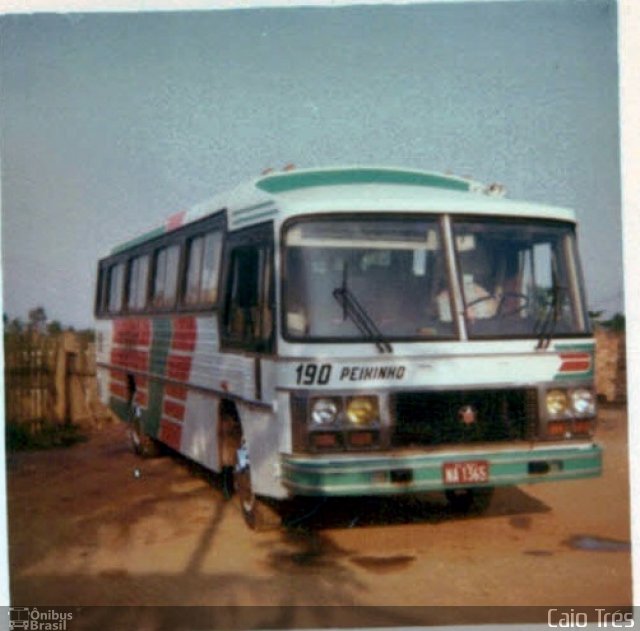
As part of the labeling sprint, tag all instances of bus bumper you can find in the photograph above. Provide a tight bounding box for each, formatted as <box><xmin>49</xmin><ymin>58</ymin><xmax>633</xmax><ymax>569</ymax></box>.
<box><xmin>280</xmin><ymin>443</ymin><xmax>602</xmax><ymax>497</ymax></box>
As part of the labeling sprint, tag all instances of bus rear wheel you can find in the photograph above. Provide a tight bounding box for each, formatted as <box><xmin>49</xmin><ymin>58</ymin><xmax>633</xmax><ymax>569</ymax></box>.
<box><xmin>129</xmin><ymin>404</ymin><xmax>161</xmax><ymax>458</ymax></box>
<box><xmin>445</xmin><ymin>487</ymin><xmax>494</xmax><ymax>514</ymax></box>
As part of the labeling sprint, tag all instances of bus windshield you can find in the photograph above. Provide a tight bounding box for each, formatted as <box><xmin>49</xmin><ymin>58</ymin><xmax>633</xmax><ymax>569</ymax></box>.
<box><xmin>451</xmin><ymin>218</ymin><xmax>588</xmax><ymax>338</ymax></box>
<box><xmin>283</xmin><ymin>216</ymin><xmax>589</xmax><ymax>342</ymax></box>
<box><xmin>283</xmin><ymin>217</ymin><xmax>456</xmax><ymax>340</ymax></box>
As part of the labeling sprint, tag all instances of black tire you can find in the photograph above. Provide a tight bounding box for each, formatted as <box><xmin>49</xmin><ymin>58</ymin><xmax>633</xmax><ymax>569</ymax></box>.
<box><xmin>220</xmin><ymin>465</ymin><xmax>235</xmax><ymax>500</ymax></box>
<box><xmin>232</xmin><ymin>438</ymin><xmax>281</xmax><ymax>531</ymax></box>
<box><xmin>219</xmin><ymin>404</ymin><xmax>281</xmax><ymax>530</ymax></box>
<box><xmin>445</xmin><ymin>487</ymin><xmax>494</xmax><ymax>514</ymax></box>
<box><xmin>129</xmin><ymin>405</ymin><xmax>161</xmax><ymax>458</ymax></box>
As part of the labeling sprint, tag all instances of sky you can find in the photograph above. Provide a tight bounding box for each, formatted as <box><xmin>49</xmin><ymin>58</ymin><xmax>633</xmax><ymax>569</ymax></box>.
<box><xmin>0</xmin><ymin>0</ymin><xmax>621</xmax><ymax>328</ymax></box>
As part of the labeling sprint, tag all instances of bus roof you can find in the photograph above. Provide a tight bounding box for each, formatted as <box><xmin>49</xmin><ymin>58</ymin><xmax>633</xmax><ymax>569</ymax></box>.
<box><xmin>111</xmin><ymin>166</ymin><xmax>576</xmax><ymax>254</ymax></box>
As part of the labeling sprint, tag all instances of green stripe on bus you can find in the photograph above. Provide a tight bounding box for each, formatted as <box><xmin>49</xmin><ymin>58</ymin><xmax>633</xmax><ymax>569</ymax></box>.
<box><xmin>256</xmin><ymin>168</ymin><xmax>472</xmax><ymax>194</ymax></box>
<box><xmin>554</xmin><ymin>343</ymin><xmax>595</xmax><ymax>352</ymax></box>
<box><xmin>147</xmin><ymin>317</ymin><xmax>172</xmax><ymax>436</ymax></box>
<box><xmin>553</xmin><ymin>342</ymin><xmax>595</xmax><ymax>380</ymax></box>
<box><xmin>282</xmin><ymin>445</ymin><xmax>602</xmax><ymax>497</ymax></box>
<box><xmin>233</xmin><ymin>209</ymin><xmax>279</xmax><ymax>226</ymax></box>
<box><xmin>554</xmin><ymin>370</ymin><xmax>594</xmax><ymax>381</ymax></box>
<box><xmin>232</xmin><ymin>201</ymin><xmax>274</xmax><ymax>217</ymax></box>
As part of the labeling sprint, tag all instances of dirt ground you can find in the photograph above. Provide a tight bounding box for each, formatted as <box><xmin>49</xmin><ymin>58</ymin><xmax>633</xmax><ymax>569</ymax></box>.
<box><xmin>7</xmin><ymin>404</ymin><xmax>632</xmax><ymax>623</ymax></box>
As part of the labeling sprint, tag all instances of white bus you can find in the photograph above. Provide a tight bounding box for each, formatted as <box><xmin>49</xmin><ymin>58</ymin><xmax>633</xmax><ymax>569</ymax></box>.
<box><xmin>95</xmin><ymin>166</ymin><xmax>601</xmax><ymax>528</ymax></box>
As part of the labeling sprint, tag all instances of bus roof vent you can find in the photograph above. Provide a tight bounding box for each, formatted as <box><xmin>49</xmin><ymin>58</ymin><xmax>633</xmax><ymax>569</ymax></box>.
<box><xmin>484</xmin><ymin>182</ymin><xmax>507</xmax><ymax>197</ymax></box>
<box><xmin>256</xmin><ymin>167</ymin><xmax>481</xmax><ymax>195</ymax></box>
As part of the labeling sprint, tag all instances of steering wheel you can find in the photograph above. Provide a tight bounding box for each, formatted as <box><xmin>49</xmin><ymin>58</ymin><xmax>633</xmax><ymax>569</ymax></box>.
<box><xmin>466</xmin><ymin>292</ymin><xmax>529</xmax><ymax>318</ymax></box>
<box><xmin>496</xmin><ymin>291</ymin><xmax>529</xmax><ymax>317</ymax></box>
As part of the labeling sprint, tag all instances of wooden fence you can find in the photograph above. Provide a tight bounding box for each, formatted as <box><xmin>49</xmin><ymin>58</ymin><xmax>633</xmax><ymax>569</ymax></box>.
<box><xmin>4</xmin><ymin>331</ymin><xmax>108</xmax><ymax>430</ymax></box>
<box><xmin>4</xmin><ymin>334</ymin><xmax>57</xmax><ymax>429</ymax></box>
<box><xmin>594</xmin><ymin>328</ymin><xmax>627</xmax><ymax>403</ymax></box>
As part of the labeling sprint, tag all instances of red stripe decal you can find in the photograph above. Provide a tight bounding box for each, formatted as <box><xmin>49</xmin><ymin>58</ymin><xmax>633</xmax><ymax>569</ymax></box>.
<box><xmin>109</xmin><ymin>370</ymin><xmax>127</xmax><ymax>384</ymax></box>
<box><xmin>159</xmin><ymin>419</ymin><xmax>182</xmax><ymax>450</ymax></box>
<box><xmin>559</xmin><ymin>352</ymin><xmax>592</xmax><ymax>373</ymax></box>
<box><xmin>163</xmin><ymin>399</ymin><xmax>185</xmax><ymax>421</ymax></box>
<box><xmin>166</xmin><ymin>210</ymin><xmax>186</xmax><ymax>232</ymax></box>
<box><xmin>109</xmin><ymin>348</ymin><xmax>149</xmax><ymax>371</ymax></box>
<box><xmin>110</xmin><ymin>347</ymin><xmax>127</xmax><ymax>366</ymax></box>
<box><xmin>167</xmin><ymin>354</ymin><xmax>192</xmax><ymax>380</ymax></box>
<box><xmin>113</xmin><ymin>319</ymin><xmax>151</xmax><ymax>346</ymax></box>
<box><xmin>128</xmin><ymin>349</ymin><xmax>150</xmax><ymax>371</ymax></box>
<box><xmin>172</xmin><ymin>316</ymin><xmax>197</xmax><ymax>352</ymax></box>
<box><xmin>109</xmin><ymin>382</ymin><xmax>128</xmax><ymax>399</ymax></box>
<box><xmin>165</xmin><ymin>383</ymin><xmax>188</xmax><ymax>400</ymax></box>
<box><xmin>138</xmin><ymin>319</ymin><xmax>151</xmax><ymax>346</ymax></box>
<box><xmin>560</xmin><ymin>360</ymin><xmax>591</xmax><ymax>372</ymax></box>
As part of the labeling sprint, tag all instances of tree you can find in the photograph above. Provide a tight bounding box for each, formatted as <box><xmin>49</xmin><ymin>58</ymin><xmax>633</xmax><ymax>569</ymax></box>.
<box><xmin>588</xmin><ymin>310</ymin><xmax>604</xmax><ymax>328</ymax></box>
<box><xmin>603</xmin><ymin>313</ymin><xmax>625</xmax><ymax>332</ymax></box>
<box><xmin>6</xmin><ymin>317</ymin><xmax>24</xmax><ymax>334</ymax></box>
<box><xmin>47</xmin><ymin>320</ymin><xmax>63</xmax><ymax>335</ymax></box>
<box><xmin>28</xmin><ymin>306</ymin><xmax>47</xmax><ymax>334</ymax></box>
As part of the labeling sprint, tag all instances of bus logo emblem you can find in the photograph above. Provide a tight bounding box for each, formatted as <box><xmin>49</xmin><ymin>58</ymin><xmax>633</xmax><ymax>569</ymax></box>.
<box><xmin>9</xmin><ymin>608</ymin><xmax>30</xmax><ymax>630</ymax></box>
<box><xmin>458</xmin><ymin>405</ymin><xmax>477</xmax><ymax>426</ymax></box>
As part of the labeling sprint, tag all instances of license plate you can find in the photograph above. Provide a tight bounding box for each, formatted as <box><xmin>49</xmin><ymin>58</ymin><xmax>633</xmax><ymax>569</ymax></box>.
<box><xmin>442</xmin><ymin>460</ymin><xmax>489</xmax><ymax>485</ymax></box>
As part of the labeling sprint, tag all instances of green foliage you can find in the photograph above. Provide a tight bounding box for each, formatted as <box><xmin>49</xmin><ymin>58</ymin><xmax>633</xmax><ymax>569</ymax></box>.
<box><xmin>6</xmin><ymin>318</ymin><xmax>24</xmax><ymax>334</ymax></box>
<box><xmin>6</xmin><ymin>422</ymin><xmax>87</xmax><ymax>451</ymax></box>
<box><xmin>3</xmin><ymin>306</ymin><xmax>96</xmax><ymax>340</ymax></box>
<box><xmin>28</xmin><ymin>306</ymin><xmax>47</xmax><ymax>333</ymax></box>
<box><xmin>602</xmin><ymin>313</ymin><xmax>625</xmax><ymax>332</ymax></box>
<box><xmin>588</xmin><ymin>310</ymin><xmax>604</xmax><ymax>327</ymax></box>
<box><xmin>47</xmin><ymin>320</ymin><xmax>63</xmax><ymax>335</ymax></box>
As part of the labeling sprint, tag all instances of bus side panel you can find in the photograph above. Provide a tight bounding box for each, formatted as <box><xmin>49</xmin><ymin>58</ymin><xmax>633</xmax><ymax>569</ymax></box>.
<box><xmin>146</xmin><ymin>317</ymin><xmax>172</xmax><ymax>439</ymax></box>
<box><xmin>161</xmin><ymin>315</ymin><xmax>221</xmax><ymax>468</ymax></box>
<box><xmin>180</xmin><ymin>390</ymin><xmax>220</xmax><ymax>470</ymax></box>
<box><xmin>175</xmin><ymin>316</ymin><xmax>220</xmax><ymax>469</ymax></box>
<box><xmin>185</xmin><ymin>316</ymin><xmax>219</xmax><ymax>390</ymax></box>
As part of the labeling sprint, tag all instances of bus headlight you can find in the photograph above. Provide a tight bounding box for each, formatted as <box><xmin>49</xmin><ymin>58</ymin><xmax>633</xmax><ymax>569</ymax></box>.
<box><xmin>546</xmin><ymin>389</ymin><xmax>569</xmax><ymax>417</ymax></box>
<box><xmin>310</xmin><ymin>398</ymin><xmax>340</xmax><ymax>426</ymax></box>
<box><xmin>571</xmin><ymin>388</ymin><xmax>595</xmax><ymax>416</ymax></box>
<box><xmin>346</xmin><ymin>396</ymin><xmax>379</xmax><ymax>426</ymax></box>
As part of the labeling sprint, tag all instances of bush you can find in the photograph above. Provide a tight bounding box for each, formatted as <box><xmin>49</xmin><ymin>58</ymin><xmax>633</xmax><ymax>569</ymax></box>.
<box><xmin>6</xmin><ymin>422</ymin><xmax>87</xmax><ymax>451</ymax></box>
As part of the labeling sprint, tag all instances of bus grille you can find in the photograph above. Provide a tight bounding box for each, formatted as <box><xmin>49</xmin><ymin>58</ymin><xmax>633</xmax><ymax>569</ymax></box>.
<box><xmin>392</xmin><ymin>388</ymin><xmax>538</xmax><ymax>447</ymax></box>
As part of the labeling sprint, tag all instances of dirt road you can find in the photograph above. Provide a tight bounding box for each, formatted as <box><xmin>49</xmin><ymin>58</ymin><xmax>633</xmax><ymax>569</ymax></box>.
<box><xmin>8</xmin><ymin>404</ymin><xmax>632</xmax><ymax>619</ymax></box>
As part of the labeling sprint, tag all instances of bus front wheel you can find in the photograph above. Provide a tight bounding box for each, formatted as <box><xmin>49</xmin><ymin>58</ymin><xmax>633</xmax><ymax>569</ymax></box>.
<box><xmin>219</xmin><ymin>404</ymin><xmax>281</xmax><ymax>530</ymax></box>
<box><xmin>231</xmin><ymin>429</ymin><xmax>281</xmax><ymax>531</ymax></box>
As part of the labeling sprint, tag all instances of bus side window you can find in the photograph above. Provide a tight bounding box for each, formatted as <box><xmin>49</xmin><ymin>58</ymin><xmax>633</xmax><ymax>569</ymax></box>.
<box><xmin>152</xmin><ymin>243</ymin><xmax>181</xmax><ymax>308</ymax></box>
<box><xmin>95</xmin><ymin>265</ymin><xmax>106</xmax><ymax>315</ymax></box>
<box><xmin>128</xmin><ymin>254</ymin><xmax>150</xmax><ymax>311</ymax></box>
<box><xmin>222</xmin><ymin>244</ymin><xmax>274</xmax><ymax>353</ymax></box>
<box><xmin>184</xmin><ymin>230</ymin><xmax>223</xmax><ymax>306</ymax></box>
<box><xmin>107</xmin><ymin>262</ymin><xmax>125</xmax><ymax>313</ymax></box>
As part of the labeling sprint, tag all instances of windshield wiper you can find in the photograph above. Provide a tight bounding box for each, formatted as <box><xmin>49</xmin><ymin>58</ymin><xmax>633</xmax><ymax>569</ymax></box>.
<box><xmin>332</xmin><ymin>263</ymin><xmax>393</xmax><ymax>354</ymax></box>
<box><xmin>535</xmin><ymin>282</ymin><xmax>565</xmax><ymax>350</ymax></box>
